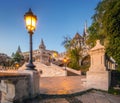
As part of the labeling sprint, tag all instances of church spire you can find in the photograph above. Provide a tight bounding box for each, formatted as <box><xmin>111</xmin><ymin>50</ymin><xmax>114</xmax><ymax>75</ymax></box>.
<box><xmin>83</xmin><ymin>21</ymin><xmax>88</xmax><ymax>37</ymax></box>
<box><xmin>16</xmin><ymin>45</ymin><xmax>22</xmax><ymax>53</ymax></box>
<box><xmin>85</xmin><ymin>21</ymin><xmax>87</xmax><ymax>33</ymax></box>
<box><xmin>39</xmin><ymin>39</ymin><xmax>46</xmax><ymax>50</ymax></box>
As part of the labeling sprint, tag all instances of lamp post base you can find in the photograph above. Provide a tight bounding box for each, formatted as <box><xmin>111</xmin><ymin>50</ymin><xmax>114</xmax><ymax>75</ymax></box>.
<box><xmin>26</xmin><ymin>63</ymin><xmax>36</xmax><ymax>70</ymax></box>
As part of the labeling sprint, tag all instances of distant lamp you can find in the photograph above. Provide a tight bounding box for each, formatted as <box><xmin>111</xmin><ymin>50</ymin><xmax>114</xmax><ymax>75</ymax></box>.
<box><xmin>51</xmin><ymin>52</ymin><xmax>58</xmax><ymax>63</ymax></box>
<box><xmin>63</xmin><ymin>57</ymin><xmax>68</xmax><ymax>70</ymax></box>
<box><xmin>53</xmin><ymin>52</ymin><xmax>57</xmax><ymax>58</ymax></box>
<box><xmin>24</xmin><ymin>8</ymin><xmax>37</xmax><ymax>70</ymax></box>
<box><xmin>15</xmin><ymin>63</ymin><xmax>19</xmax><ymax>69</ymax></box>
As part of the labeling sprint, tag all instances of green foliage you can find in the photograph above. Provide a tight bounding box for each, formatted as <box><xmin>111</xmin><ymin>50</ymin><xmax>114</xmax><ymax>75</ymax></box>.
<box><xmin>62</xmin><ymin>36</ymin><xmax>83</xmax><ymax>70</ymax></box>
<box><xmin>12</xmin><ymin>52</ymin><xmax>24</xmax><ymax>64</ymax></box>
<box><xmin>62</xmin><ymin>36</ymin><xmax>72</xmax><ymax>50</ymax></box>
<box><xmin>103</xmin><ymin>0</ymin><xmax>120</xmax><ymax>66</ymax></box>
<box><xmin>88</xmin><ymin>0</ymin><xmax>120</xmax><ymax>66</ymax></box>
<box><xmin>67</xmin><ymin>47</ymin><xmax>81</xmax><ymax>70</ymax></box>
<box><xmin>108</xmin><ymin>87</ymin><xmax>120</xmax><ymax>95</ymax></box>
<box><xmin>117</xmin><ymin>67</ymin><xmax>120</xmax><ymax>72</ymax></box>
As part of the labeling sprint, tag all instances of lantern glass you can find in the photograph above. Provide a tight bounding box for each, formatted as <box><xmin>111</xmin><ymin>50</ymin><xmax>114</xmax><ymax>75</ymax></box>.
<box><xmin>24</xmin><ymin>9</ymin><xmax>37</xmax><ymax>33</ymax></box>
<box><xmin>63</xmin><ymin>58</ymin><xmax>67</xmax><ymax>63</ymax></box>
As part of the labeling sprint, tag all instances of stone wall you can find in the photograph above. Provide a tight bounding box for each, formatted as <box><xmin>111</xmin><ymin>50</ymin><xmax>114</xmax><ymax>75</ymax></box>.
<box><xmin>0</xmin><ymin>71</ymin><xmax>40</xmax><ymax>103</ymax></box>
<box><xmin>0</xmin><ymin>75</ymin><xmax>30</xmax><ymax>103</ymax></box>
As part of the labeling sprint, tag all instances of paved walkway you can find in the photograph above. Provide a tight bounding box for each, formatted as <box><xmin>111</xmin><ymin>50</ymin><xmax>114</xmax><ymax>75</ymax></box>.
<box><xmin>38</xmin><ymin>76</ymin><xmax>120</xmax><ymax>103</ymax></box>
<box><xmin>25</xmin><ymin>90</ymin><xmax>120</xmax><ymax>103</ymax></box>
<box><xmin>40</xmin><ymin>76</ymin><xmax>87</xmax><ymax>94</ymax></box>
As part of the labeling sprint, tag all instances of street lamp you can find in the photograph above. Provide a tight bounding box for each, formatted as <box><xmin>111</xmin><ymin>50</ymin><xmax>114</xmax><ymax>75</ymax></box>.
<box><xmin>15</xmin><ymin>63</ymin><xmax>19</xmax><ymax>69</ymax></box>
<box><xmin>63</xmin><ymin>57</ymin><xmax>68</xmax><ymax>70</ymax></box>
<box><xmin>51</xmin><ymin>52</ymin><xmax>57</xmax><ymax>63</ymax></box>
<box><xmin>24</xmin><ymin>8</ymin><xmax>37</xmax><ymax>70</ymax></box>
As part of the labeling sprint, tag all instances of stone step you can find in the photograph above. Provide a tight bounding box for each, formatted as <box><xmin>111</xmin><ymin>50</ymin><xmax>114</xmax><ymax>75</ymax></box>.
<box><xmin>19</xmin><ymin>62</ymin><xmax>66</xmax><ymax>77</ymax></box>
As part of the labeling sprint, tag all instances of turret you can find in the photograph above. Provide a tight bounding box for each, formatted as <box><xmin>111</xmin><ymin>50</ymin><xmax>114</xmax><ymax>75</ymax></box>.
<box><xmin>83</xmin><ymin>21</ymin><xmax>88</xmax><ymax>38</ymax></box>
<box><xmin>16</xmin><ymin>45</ymin><xmax>22</xmax><ymax>53</ymax></box>
<box><xmin>39</xmin><ymin>39</ymin><xmax>46</xmax><ymax>50</ymax></box>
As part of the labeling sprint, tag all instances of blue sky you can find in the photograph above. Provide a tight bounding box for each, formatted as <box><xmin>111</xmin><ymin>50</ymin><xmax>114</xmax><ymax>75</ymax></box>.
<box><xmin>0</xmin><ymin>0</ymin><xmax>100</xmax><ymax>56</ymax></box>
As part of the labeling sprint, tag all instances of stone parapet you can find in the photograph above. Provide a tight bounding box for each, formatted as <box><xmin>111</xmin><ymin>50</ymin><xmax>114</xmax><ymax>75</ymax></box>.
<box><xmin>0</xmin><ymin>70</ymin><xmax>40</xmax><ymax>103</ymax></box>
<box><xmin>0</xmin><ymin>76</ymin><xmax>30</xmax><ymax>103</ymax></box>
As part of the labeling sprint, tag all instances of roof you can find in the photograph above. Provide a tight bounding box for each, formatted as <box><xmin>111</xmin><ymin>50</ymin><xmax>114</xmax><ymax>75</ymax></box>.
<box><xmin>73</xmin><ymin>33</ymin><xmax>83</xmax><ymax>40</ymax></box>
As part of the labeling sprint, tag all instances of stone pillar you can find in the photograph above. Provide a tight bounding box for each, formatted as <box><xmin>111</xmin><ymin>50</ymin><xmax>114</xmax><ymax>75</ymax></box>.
<box><xmin>86</xmin><ymin>40</ymin><xmax>111</xmax><ymax>91</ymax></box>
<box><xmin>20</xmin><ymin>70</ymin><xmax>40</xmax><ymax>98</ymax></box>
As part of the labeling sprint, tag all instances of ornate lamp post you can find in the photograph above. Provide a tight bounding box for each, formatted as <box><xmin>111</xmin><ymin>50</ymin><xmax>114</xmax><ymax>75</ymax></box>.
<box><xmin>24</xmin><ymin>8</ymin><xmax>37</xmax><ymax>70</ymax></box>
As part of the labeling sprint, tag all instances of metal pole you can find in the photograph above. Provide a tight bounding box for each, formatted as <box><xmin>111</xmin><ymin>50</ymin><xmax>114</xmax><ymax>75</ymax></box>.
<box><xmin>26</xmin><ymin>31</ymin><xmax>36</xmax><ymax>70</ymax></box>
<box><xmin>65</xmin><ymin>63</ymin><xmax>66</xmax><ymax>70</ymax></box>
<box><xmin>29</xmin><ymin>32</ymin><xmax>33</xmax><ymax>64</ymax></box>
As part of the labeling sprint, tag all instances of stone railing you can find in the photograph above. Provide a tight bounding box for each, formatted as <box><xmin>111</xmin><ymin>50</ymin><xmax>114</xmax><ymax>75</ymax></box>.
<box><xmin>0</xmin><ymin>66</ymin><xmax>18</xmax><ymax>71</ymax></box>
<box><xmin>0</xmin><ymin>70</ymin><xmax>40</xmax><ymax>103</ymax></box>
<box><xmin>0</xmin><ymin>73</ymin><xmax>30</xmax><ymax>103</ymax></box>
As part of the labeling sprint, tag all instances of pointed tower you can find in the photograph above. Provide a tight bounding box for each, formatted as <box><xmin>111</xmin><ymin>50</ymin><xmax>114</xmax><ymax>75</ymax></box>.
<box><xmin>16</xmin><ymin>45</ymin><xmax>22</xmax><ymax>53</ymax></box>
<box><xmin>83</xmin><ymin>21</ymin><xmax>89</xmax><ymax>46</ymax></box>
<box><xmin>83</xmin><ymin>21</ymin><xmax>88</xmax><ymax>37</ymax></box>
<box><xmin>11</xmin><ymin>52</ymin><xmax>15</xmax><ymax>58</ymax></box>
<box><xmin>39</xmin><ymin>39</ymin><xmax>46</xmax><ymax>50</ymax></box>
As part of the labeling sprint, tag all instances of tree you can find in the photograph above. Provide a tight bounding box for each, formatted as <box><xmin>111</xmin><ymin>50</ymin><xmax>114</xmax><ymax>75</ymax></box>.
<box><xmin>88</xmin><ymin>0</ymin><xmax>120</xmax><ymax>67</ymax></box>
<box><xmin>67</xmin><ymin>47</ymin><xmax>82</xmax><ymax>70</ymax></box>
<box><xmin>62</xmin><ymin>36</ymin><xmax>72</xmax><ymax>50</ymax></box>
<box><xmin>103</xmin><ymin>0</ymin><xmax>120</xmax><ymax>66</ymax></box>
<box><xmin>62</xmin><ymin>36</ymin><xmax>82</xmax><ymax>70</ymax></box>
<box><xmin>12</xmin><ymin>52</ymin><xmax>24</xmax><ymax>65</ymax></box>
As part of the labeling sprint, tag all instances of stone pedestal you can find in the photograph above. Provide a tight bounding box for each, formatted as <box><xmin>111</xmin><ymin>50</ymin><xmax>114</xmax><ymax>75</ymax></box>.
<box><xmin>86</xmin><ymin>40</ymin><xmax>111</xmax><ymax>91</ymax></box>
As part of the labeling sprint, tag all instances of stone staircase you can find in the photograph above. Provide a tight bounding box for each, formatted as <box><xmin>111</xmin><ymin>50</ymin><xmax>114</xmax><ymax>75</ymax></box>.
<box><xmin>66</xmin><ymin>67</ymin><xmax>81</xmax><ymax>76</ymax></box>
<box><xmin>18</xmin><ymin>62</ymin><xmax>83</xmax><ymax>77</ymax></box>
<box><xmin>19</xmin><ymin>62</ymin><xmax>66</xmax><ymax>77</ymax></box>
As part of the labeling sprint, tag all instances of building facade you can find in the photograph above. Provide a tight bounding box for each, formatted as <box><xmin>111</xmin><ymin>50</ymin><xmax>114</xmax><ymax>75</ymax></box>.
<box><xmin>21</xmin><ymin>39</ymin><xmax>58</xmax><ymax>65</ymax></box>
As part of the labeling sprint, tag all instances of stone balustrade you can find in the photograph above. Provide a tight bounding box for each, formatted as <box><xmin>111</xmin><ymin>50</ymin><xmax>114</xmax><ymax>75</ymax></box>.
<box><xmin>0</xmin><ymin>66</ymin><xmax>18</xmax><ymax>71</ymax></box>
<box><xmin>0</xmin><ymin>71</ymin><xmax>40</xmax><ymax>103</ymax></box>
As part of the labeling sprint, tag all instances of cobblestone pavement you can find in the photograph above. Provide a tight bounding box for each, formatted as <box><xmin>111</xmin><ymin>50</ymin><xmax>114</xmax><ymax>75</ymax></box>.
<box><xmin>25</xmin><ymin>90</ymin><xmax>120</xmax><ymax>103</ymax></box>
